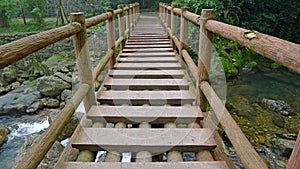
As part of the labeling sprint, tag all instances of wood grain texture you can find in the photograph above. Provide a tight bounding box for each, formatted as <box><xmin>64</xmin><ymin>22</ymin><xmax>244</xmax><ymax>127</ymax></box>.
<box><xmin>287</xmin><ymin>131</ymin><xmax>300</xmax><ymax>169</ymax></box>
<box><xmin>114</xmin><ymin>62</ymin><xmax>182</xmax><ymax>70</ymax></box>
<box><xmin>118</xmin><ymin>57</ymin><xmax>178</xmax><ymax>63</ymax></box>
<box><xmin>206</xmin><ymin>20</ymin><xmax>300</xmax><ymax>74</ymax></box>
<box><xmin>72</xmin><ymin>128</ymin><xmax>216</xmax><ymax>152</ymax></box>
<box><xmin>87</xmin><ymin>105</ymin><xmax>203</xmax><ymax>123</ymax></box>
<box><xmin>103</xmin><ymin>78</ymin><xmax>189</xmax><ymax>90</ymax></box>
<box><xmin>0</xmin><ymin>24</ymin><xmax>81</xmax><ymax>69</ymax></box>
<box><xmin>120</xmin><ymin>52</ymin><xmax>175</xmax><ymax>57</ymax></box>
<box><xmin>15</xmin><ymin>84</ymin><xmax>90</xmax><ymax>169</ymax></box>
<box><xmin>108</xmin><ymin>69</ymin><xmax>185</xmax><ymax>79</ymax></box>
<box><xmin>63</xmin><ymin>161</ymin><xmax>229</xmax><ymax>169</ymax></box>
<box><xmin>97</xmin><ymin>90</ymin><xmax>195</xmax><ymax>105</ymax></box>
<box><xmin>122</xmin><ymin>48</ymin><xmax>173</xmax><ymax>52</ymax></box>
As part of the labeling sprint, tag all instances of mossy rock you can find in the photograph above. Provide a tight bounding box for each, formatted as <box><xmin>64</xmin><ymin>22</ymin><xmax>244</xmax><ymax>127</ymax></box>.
<box><xmin>272</xmin><ymin>114</ymin><xmax>285</xmax><ymax>128</ymax></box>
<box><xmin>76</xmin><ymin>150</ymin><xmax>95</xmax><ymax>162</ymax></box>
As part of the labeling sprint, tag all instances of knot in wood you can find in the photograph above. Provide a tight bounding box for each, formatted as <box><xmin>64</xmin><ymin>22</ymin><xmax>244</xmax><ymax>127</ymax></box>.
<box><xmin>244</xmin><ymin>31</ymin><xmax>257</xmax><ymax>40</ymax></box>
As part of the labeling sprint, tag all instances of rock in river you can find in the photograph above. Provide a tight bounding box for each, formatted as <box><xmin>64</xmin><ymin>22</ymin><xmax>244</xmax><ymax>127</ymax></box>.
<box><xmin>260</xmin><ymin>98</ymin><xmax>294</xmax><ymax>116</ymax></box>
<box><xmin>0</xmin><ymin>86</ymin><xmax>40</xmax><ymax>116</ymax></box>
<box><xmin>0</xmin><ymin>126</ymin><xmax>10</xmax><ymax>146</ymax></box>
<box><xmin>37</xmin><ymin>76</ymin><xmax>71</xmax><ymax>97</ymax></box>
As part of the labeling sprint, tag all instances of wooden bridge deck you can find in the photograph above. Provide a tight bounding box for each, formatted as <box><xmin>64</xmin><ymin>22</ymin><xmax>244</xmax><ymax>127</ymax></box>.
<box><xmin>63</xmin><ymin>15</ymin><xmax>229</xmax><ymax>168</ymax></box>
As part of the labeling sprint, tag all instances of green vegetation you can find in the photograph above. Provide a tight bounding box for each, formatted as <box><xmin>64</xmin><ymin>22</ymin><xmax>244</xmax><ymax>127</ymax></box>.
<box><xmin>172</xmin><ymin>0</ymin><xmax>300</xmax><ymax>79</ymax></box>
<box><xmin>0</xmin><ymin>18</ymin><xmax>56</xmax><ymax>33</ymax></box>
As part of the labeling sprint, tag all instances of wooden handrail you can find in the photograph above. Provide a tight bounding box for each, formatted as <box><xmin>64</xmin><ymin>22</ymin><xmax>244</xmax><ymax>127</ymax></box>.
<box><xmin>15</xmin><ymin>84</ymin><xmax>90</xmax><ymax>169</ymax></box>
<box><xmin>0</xmin><ymin>23</ymin><xmax>81</xmax><ymax>69</ymax></box>
<box><xmin>287</xmin><ymin>131</ymin><xmax>300</xmax><ymax>169</ymax></box>
<box><xmin>200</xmin><ymin>81</ymin><xmax>268</xmax><ymax>169</ymax></box>
<box><xmin>159</xmin><ymin>3</ymin><xmax>269</xmax><ymax>168</ymax></box>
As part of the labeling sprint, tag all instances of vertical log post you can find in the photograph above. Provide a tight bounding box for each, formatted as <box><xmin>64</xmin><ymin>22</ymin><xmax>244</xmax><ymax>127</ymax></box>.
<box><xmin>161</xmin><ymin>4</ymin><xmax>165</xmax><ymax>25</ymax></box>
<box><xmin>71</xmin><ymin>13</ymin><xmax>96</xmax><ymax>112</ymax></box>
<box><xmin>164</xmin><ymin>4</ymin><xmax>167</xmax><ymax>29</ymax></box>
<box><xmin>118</xmin><ymin>5</ymin><xmax>125</xmax><ymax>50</ymax></box>
<box><xmin>159</xmin><ymin>3</ymin><xmax>161</xmax><ymax>20</ymax></box>
<box><xmin>179</xmin><ymin>8</ymin><xmax>189</xmax><ymax>59</ymax></box>
<box><xmin>126</xmin><ymin>5</ymin><xmax>131</xmax><ymax>35</ymax></box>
<box><xmin>197</xmin><ymin>9</ymin><xmax>216</xmax><ymax>111</ymax></box>
<box><xmin>166</xmin><ymin>7</ymin><xmax>171</xmax><ymax>30</ymax></box>
<box><xmin>129</xmin><ymin>4</ymin><xmax>134</xmax><ymax>31</ymax></box>
<box><xmin>132</xmin><ymin>4</ymin><xmax>136</xmax><ymax>29</ymax></box>
<box><xmin>106</xmin><ymin>9</ymin><xmax>116</xmax><ymax>69</ymax></box>
<box><xmin>170</xmin><ymin>5</ymin><xmax>176</xmax><ymax>48</ymax></box>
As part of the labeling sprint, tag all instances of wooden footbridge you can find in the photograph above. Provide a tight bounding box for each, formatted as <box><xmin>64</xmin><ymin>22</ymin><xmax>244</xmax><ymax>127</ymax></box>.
<box><xmin>1</xmin><ymin>2</ymin><xmax>300</xmax><ymax>169</ymax></box>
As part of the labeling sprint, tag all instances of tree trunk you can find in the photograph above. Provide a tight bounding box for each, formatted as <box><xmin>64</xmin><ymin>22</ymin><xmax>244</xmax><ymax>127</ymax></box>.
<box><xmin>0</xmin><ymin>10</ymin><xmax>9</xmax><ymax>27</ymax></box>
<box><xmin>19</xmin><ymin>0</ymin><xmax>27</xmax><ymax>25</ymax></box>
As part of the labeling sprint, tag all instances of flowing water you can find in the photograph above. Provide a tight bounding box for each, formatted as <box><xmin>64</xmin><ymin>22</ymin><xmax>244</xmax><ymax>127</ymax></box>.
<box><xmin>0</xmin><ymin>115</ymin><xmax>49</xmax><ymax>169</ymax></box>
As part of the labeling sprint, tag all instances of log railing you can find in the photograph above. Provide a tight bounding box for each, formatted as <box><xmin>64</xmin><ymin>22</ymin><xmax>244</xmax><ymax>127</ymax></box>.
<box><xmin>2</xmin><ymin>3</ymin><xmax>140</xmax><ymax>169</ymax></box>
<box><xmin>160</xmin><ymin>2</ymin><xmax>300</xmax><ymax>169</ymax></box>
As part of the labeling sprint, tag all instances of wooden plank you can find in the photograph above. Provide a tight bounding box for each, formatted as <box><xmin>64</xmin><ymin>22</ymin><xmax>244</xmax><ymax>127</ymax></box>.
<box><xmin>125</xmin><ymin>44</ymin><xmax>172</xmax><ymax>48</ymax></box>
<box><xmin>63</xmin><ymin>161</ymin><xmax>229</xmax><ymax>169</ymax></box>
<box><xmin>118</xmin><ymin>57</ymin><xmax>178</xmax><ymax>63</ymax></box>
<box><xmin>129</xmin><ymin>36</ymin><xmax>168</xmax><ymax>39</ymax></box>
<box><xmin>126</xmin><ymin>41</ymin><xmax>171</xmax><ymax>45</ymax></box>
<box><xmin>120</xmin><ymin>52</ymin><xmax>175</xmax><ymax>57</ymax></box>
<box><xmin>97</xmin><ymin>90</ymin><xmax>195</xmax><ymax>105</ymax></box>
<box><xmin>122</xmin><ymin>48</ymin><xmax>173</xmax><ymax>52</ymax></box>
<box><xmin>72</xmin><ymin>128</ymin><xmax>216</xmax><ymax>152</ymax></box>
<box><xmin>287</xmin><ymin>131</ymin><xmax>300</xmax><ymax>169</ymax></box>
<box><xmin>128</xmin><ymin>39</ymin><xmax>170</xmax><ymax>42</ymax></box>
<box><xmin>108</xmin><ymin>69</ymin><xmax>185</xmax><ymax>79</ymax></box>
<box><xmin>103</xmin><ymin>78</ymin><xmax>189</xmax><ymax>90</ymax></box>
<box><xmin>114</xmin><ymin>62</ymin><xmax>182</xmax><ymax>70</ymax></box>
<box><xmin>87</xmin><ymin>105</ymin><xmax>203</xmax><ymax>123</ymax></box>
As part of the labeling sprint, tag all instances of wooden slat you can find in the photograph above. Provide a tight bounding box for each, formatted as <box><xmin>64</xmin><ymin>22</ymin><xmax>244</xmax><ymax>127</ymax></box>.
<box><xmin>118</xmin><ymin>57</ymin><xmax>178</xmax><ymax>63</ymax></box>
<box><xmin>63</xmin><ymin>161</ymin><xmax>229</xmax><ymax>169</ymax></box>
<box><xmin>128</xmin><ymin>39</ymin><xmax>170</xmax><ymax>42</ymax></box>
<box><xmin>72</xmin><ymin>128</ymin><xmax>216</xmax><ymax>152</ymax></box>
<box><xmin>108</xmin><ymin>69</ymin><xmax>185</xmax><ymax>79</ymax></box>
<box><xmin>87</xmin><ymin>105</ymin><xmax>203</xmax><ymax>123</ymax></box>
<box><xmin>122</xmin><ymin>48</ymin><xmax>173</xmax><ymax>52</ymax></box>
<box><xmin>103</xmin><ymin>78</ymin><xmax>189</xmax><ymax>90</ymax></box>
<box><xmin>120</xmin><ymin>52</ymin><xmax>175</xmax><ymax>57</ymax></box>
<box><xmin>125</xmin><ymin>44</ymin><xmax>172</xmax><ymax>48</ymax></box>
<box><xmin>97</xmin><ymin>90</ymin><xmax>195</xmax><ymax>105</ymax></box>
<box><xmin>126</xmin><ymin>41</ymin><xmax>171</xmax><ymax>45</ymax></box>
<box><xmin>129</xmin><ymin>36</ymin><xmax>168</xmax><ymax>39</ymax></box>
<box><xmin>114</xmin><ymin>62</ymin><xmax>182</xmax><ymax>70</ymax></box>
<box><xmin>130</xmin><ymin>35</ymin><xmax>168</xmax><ymax>37</ymax></box>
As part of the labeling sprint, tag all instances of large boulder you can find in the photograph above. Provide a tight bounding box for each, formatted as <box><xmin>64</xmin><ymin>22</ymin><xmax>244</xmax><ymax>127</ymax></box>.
<box><xmin>0</xmin><ymin>126</ymin><xmax>10</xmax><ymax>146</ymax></box>
<box><xmin>37</xmin><ymin>76</ymin><xmax>71</xmax><ymax>97</ymax></box>
<box><xmin>0</xmin><ymin>86</ymin><xmax>40</xmax><ymax>116</ymax></box>
<box><xmin>0</xmin><ymin>67</ymin><xmax>18</xmax><ymax>84</ymax></box>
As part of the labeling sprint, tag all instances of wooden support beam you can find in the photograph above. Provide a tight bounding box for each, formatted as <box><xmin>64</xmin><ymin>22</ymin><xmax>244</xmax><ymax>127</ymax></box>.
<box><xmin>125</xmin><ymin>5</ymin><xmax>131</xmax><ymax>35</ymax></box>
<box><xmin>106</xmin><ymin>9</ymin><xmax>116</xmax><ymax>69</ymax></box>
<box><xmin>15</xmin><ymin>84</ymin><xmax>90</xmax><ymax>169</ymax></box>
<box><xmin>197</xmin><ymin>9</ymin><xmax>216</xmax><ymax>111</ymax></box>
<box><xmin>71</xmin><ymin>13</ymin><xmax>96</xmax><ymax>112</ymax></box>
<box><xmin>129</xmin><ymin>4</ymin><xmax>134</xmax><ymax>31</ymax></box>
<box><xmin>200</xmin><ymin>81</ymin><xmax>268</xmax><ymax>169</ymax></box>
<box><xmin>287</xmin><ymin>131</ymin><xmax>300</xmax><ymax>169</ymax></box>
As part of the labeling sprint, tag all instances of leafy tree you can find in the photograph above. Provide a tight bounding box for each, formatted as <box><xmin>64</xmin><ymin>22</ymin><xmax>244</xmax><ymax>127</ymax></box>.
<box><xmin>22</xmin><ymin>0</ymin><xmax>48</xmax><ymax>24</ymax></box>
<box><xmin>0</xmin><ymin>0</ymin><xmax>17</xmax><ymax>27</ymax></box>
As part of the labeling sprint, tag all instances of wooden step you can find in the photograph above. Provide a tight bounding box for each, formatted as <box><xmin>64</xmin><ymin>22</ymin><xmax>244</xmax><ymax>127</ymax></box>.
<box><xmin>114</xmin><ymin>63</ymin><xmax>182</xmax><ymax>70</ymax></box>
<box><xmin>63</xmin><ymin>161</ymin><xmax>229</xmax><ymax>169</ymax></box>
<box><xmin>127</xmin><ymin>39</ymin><xmax>170</xmax><ymax>42</ymax></box>
<box><xmin>72</xmin><ymin>128</ymin><xmax>216</xmax><ymax>152</ymax></box>
<box><xmin>103</xmin><ymin>78</ymin><xmax>189</xmax><ymax>90</ymax></box>
<box><xmin>125</xmin><ymin>44</ymin><xmax>172</xmax><ymax>48</ymax></box>
<box><xmin>129</xmin><ymin>36</ymin><xmax>168</xmax><ymax>39</ymax></box>
<box><xmin>126</xmin><ymin>41</ymin><xmax>171</xmax><ymax>45</ymax></box>
<box><xmin>87</xmin><ymin>105</ymin><xmax>203</xmax><ymax>123</ymax></box>
<box><xmin>118</xmin><ymin>57</ymin><xmax>178</xmax><ymax>63</ymax></box>
<box><xmin>108</xmin><ymin>70</ymin><xmax>185</xmax><ymax>79</ymax></box>
<box><xmin>122</xmin><ymin>48</ymin><xmax>173</xmax><ymax>52</ymax></box>
<box><xmin>97</xmin><ymin>90</ymin><xmax>195</xmax><ymax>105</ymax></box>
<box><xmin>120</xmin><ymin>52</ymin><xmax>175</xmax><ymax>57</ymax></box>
